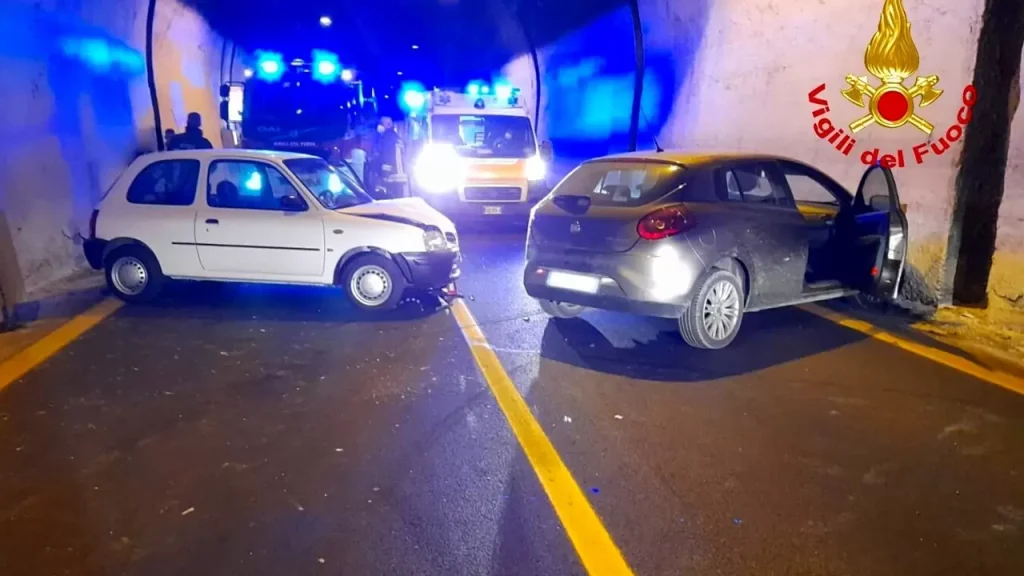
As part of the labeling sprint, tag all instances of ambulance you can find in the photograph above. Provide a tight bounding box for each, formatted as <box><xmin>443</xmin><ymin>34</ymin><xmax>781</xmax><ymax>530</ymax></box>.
<box><xmin>406</xmin><ymin>85</ymin><xmax>553</xmax><ymax>220</ymax></box>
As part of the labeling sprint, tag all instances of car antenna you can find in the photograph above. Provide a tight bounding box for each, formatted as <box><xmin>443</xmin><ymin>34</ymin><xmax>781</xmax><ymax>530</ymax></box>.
<box><xmin>640</xmin><ymin>105</ymin><xmax>664</xmax><ymax>153</ymax></box>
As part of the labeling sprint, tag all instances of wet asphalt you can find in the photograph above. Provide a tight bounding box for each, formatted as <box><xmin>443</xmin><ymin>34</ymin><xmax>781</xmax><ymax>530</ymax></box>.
<box><xmin>1</xmin><ymin>225</ymin><xmax>1023</xmax><ymax>576</ymax></box>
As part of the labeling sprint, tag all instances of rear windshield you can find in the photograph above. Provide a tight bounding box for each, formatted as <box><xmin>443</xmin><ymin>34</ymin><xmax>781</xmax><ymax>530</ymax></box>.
<box><xmin>553</xmin><ymin>161</ymin><xmax>684</xmax><ymax>207</ymax></box>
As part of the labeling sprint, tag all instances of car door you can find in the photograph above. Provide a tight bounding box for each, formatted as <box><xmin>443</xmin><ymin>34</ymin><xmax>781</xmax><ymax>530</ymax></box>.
<box><xmin>714</xmin><ymin>161</ymin><xmax>808</xmax><ymax>308</ymax></box>
<box><xmin>120</xmin><ymin>158</ymin><xmax>204</xmax><ymax>277</ymax></box>
<box><xmin>777</xmin><ymin>160</ymin><xmax>852</xmax><ymax>283</ymax></box>
<box><xmin>194</xmin><ymin>158</ymin><xmax>326</xmax><ymax>278</ymax></box>
<box><xmin>842</xmin><ymin>164</ymin><xmax>909</xmax><ymax>299</ymax></box>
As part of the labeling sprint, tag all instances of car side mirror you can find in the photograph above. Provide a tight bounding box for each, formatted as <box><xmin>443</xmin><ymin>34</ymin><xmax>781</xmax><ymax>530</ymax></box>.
<box><xmin>280</xmin><ymin>195</ymin><xmax>305</xmax><ymax>210</ymax></box>
<box><xmin>868</xmin><ymin>195</ymin><xmax>891</xmax><ymax>211</ymax></box>
<box><xmin>219</xmin><ymin>101</ymin><xmax>230</xmax><ymax>123</ymax></box>
<box><xmin>539</xmin><ymin>140</ymin><xmax>553</xmax><ymax>163</ymax></box>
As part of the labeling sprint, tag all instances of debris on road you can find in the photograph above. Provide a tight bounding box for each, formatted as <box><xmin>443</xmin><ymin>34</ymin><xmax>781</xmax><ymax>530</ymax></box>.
<box><xmin>614</xmin><ymin>414</ymin><xmax>623</xmax><ymax>420</ymax></box>
<box><xmin>181</xmin><ymin>507</ymin><xmax>195</xmax><ymax>516</ymax></box>
<box><xmin>563</xmin><ymin>415</ymin><xmax>572</xmax><ymax>423</ymax></box>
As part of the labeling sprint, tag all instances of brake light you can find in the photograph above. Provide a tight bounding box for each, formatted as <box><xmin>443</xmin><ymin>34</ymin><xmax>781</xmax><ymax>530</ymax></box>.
<box><xmin>88</xmin><ymin>210</ymin><xmax>99</xmax><ymax>239</ymax></box>
<box><xmin>637</xmin><ymin>205</ymin><xmax>691</xmax><ymax>240</ymax></box>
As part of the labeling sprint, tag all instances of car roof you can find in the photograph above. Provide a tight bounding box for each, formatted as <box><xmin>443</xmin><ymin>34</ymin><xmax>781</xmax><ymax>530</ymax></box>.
<box><xmin>591</xmin><ymin>150</ymin><xmax>808</xmax><ymax>169</ymax></box>
<box><xmin>138</xmin><ymin>148</ymin><xmax>321</xmax><ymax>162</ymax></box>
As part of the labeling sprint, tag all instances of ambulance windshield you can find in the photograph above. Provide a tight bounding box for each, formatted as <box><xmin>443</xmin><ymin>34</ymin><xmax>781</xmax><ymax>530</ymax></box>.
<box><xmin>430</xmin><ymin>114</ymin><xmax>536</xmax><ymax>159</ymax></box>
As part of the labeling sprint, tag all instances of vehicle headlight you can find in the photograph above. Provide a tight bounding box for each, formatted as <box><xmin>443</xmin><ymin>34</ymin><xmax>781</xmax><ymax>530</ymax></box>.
<box><xmin>415</xmin><ymin>143</ymin><xmax>466</xmax><ymax>193</ymax></box>
<box><xmin>525</xmin><ymin>155</ymin><xmax>546</xmax><ymax>181</ymax></box>
<box><xmin>423</xmin><ymin>228</ymin><xmax>447</xmax><ymax>252</ymax></box>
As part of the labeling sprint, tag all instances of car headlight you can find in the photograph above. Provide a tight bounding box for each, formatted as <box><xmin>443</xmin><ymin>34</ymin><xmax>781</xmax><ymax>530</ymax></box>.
<box><xmin>525</xmin><ymin>155</ymin><xmax>546</xmax><ymax>181</ymax></box>
<box><xmin>415</xmin><ymin>143</ymin><xmax>466</xmax><ymax>193</ymax></box>
<box><xmin>423</xmin><ymin>228</ymin><xmax>447</xmax><ymax>252</ymax></box>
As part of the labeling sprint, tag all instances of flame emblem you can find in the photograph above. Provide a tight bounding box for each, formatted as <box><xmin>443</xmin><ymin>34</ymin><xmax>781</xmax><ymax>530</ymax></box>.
<box><xmin>840</xmin><ymin>0</ymin><xmax>943</xmax><ymax>134</ymax></box>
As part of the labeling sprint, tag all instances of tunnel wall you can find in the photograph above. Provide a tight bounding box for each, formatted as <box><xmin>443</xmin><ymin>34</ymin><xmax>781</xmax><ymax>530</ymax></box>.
<box><xmin>507</xmin><ymin>0</ymin><xmax>1024</xmax><ymax>299</ymax></box>
<box><xmin>0</xmin><ymin>0</ymin><xmax>239</xmax><ymax>303</ymax></box>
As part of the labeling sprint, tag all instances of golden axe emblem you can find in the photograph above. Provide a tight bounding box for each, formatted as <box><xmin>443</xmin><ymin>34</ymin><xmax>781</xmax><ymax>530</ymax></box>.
<box><xmin>840</xmin><ymin>0</ymin><xmax>944</xmax><ymax>134</ymax></box>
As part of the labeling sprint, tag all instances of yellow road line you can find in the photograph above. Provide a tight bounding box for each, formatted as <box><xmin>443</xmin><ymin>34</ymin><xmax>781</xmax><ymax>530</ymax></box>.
<box><xmin>801</xmin><ymin>303</ymin><xmax>1024</xmax><ymax>396</ymax></box>
<box><xmin>450</xmin><ymin>300</ymin><xmax>634</xmax><ymax>576</ymax></box>
<box><xmin>0</xmin><ymin>297</ymin><xmax>123</xmax><ymax>392</ymax></box>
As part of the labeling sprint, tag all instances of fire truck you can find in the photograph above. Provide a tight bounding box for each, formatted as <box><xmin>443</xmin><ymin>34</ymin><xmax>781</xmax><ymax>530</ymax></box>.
<box><xmin>405</xmin><ymin>85</ymin><xmax>553</xmax><ymax>219</ymax></box>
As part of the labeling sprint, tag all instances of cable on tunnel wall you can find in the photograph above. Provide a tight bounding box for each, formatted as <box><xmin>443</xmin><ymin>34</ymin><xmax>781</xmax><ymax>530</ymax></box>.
<box><xmin>628</xmin><ymin>0</ymin><xmax>645</xmax><ymax>151</ymax></box>
<box><xmin>145</xmin><ymin>0</ymin><xmax>164</xmax><ymax>151</ymax></box>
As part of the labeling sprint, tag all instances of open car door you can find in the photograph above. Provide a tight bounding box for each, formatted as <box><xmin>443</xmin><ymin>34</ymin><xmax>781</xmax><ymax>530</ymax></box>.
<box><xmin>844</xmin><ymin>165</ymin><xmax>909</xmax><ymax>299</ymax></box>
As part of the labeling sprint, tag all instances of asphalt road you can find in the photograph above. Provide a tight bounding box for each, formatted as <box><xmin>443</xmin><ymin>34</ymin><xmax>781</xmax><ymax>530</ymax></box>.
<box><xmin>2</xmin><ymin>227</ymin><xmax>1023</xmax><ymax>575</ymax></box>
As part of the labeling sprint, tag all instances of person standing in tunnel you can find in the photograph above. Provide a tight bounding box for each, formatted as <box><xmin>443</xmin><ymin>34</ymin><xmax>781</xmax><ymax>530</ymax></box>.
<box><xmin>168</xmin><ymin>112</ymin><xmax>213</xmax><ymax>151</ymax></box>
<box><xmin>370</xmin><ymin>117</ymin><xmax>400</xmax><ymax>197</ymax></box>
<box><xmin>164</xmin><ymin>129</ymin><xmax>177</xmax><ymax>149</ymax></box>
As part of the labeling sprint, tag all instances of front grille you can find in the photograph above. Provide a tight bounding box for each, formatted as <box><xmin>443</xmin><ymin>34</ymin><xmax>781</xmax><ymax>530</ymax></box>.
<box><xmin>464</xmin><ymin>187</ymin><xmax>522</xmax><ymax>202</ymax></box>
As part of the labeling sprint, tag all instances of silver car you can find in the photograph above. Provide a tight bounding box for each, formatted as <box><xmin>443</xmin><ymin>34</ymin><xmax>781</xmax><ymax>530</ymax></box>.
<box><xmin>524</xmin><ymin>151</ymin><xmax>909</xmax><ymax>349</ymax></box>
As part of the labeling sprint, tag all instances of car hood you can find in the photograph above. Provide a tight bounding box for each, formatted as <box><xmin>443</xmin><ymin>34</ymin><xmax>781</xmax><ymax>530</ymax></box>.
<box><xmin>337</xmin><ymin>198</ymin><xmax>456</xmax><ymax>234</ymax></box>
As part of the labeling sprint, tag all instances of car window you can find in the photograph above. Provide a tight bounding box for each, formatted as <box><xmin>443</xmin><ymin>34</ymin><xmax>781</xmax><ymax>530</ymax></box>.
<box><xmin>285</xmin><ymin>157</ymin><xmax>373</xmax><ymax>210</ymax></box>
<box><xmin>126</xmin><ymin>160</ymin><xmax>200</xmax><ymax>206</ymax></box>
<box><xmin>780</xmin><ymin>163</ymin><xmax>844</xmax><ymax>206</ymax></box>
<box><xmin>720</xmin><ymin>164</ymin><xmax>791</xmax><ymax>207</ymax></box>
<box><xmin>207</xmin><ymin>160</ymin><xmax>307</xmax><ymax>211</ymax></box>
<box><xmin>553</xmin><ymin>161</ymin><xmax>684</xmax><ymax>207</ymax></box>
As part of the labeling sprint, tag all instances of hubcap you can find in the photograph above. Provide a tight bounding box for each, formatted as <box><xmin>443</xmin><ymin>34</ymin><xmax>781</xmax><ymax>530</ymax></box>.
<box><xmin>702</xmin><ymin>280</ymin><xmax>740</xmax><ymax>340</ymax></box>
<box><xmin>111</xmin><ymin>256</ymin><xmax>148</xmax><ymax>296</ymax></box>
<box><xmin>350</xmin><ymin>265</ymin><xmax>392</xmax><ymax>307</ymax></box>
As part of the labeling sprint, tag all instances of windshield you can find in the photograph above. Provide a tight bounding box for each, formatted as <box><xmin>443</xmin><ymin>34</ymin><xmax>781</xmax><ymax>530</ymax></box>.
<box><xmin>430</xmin><ymin>114</ymin><xmax>536</xmax><ymax>159</ymax></box>
<box><xmin>554</xmin><ymin>161</ymin><xmax>685</xmax><ymax>207</ymax></box>
<box><xmin>284</xmin><ymin>157</ymin><xmax>373</xmax><ymax>210</ymax></box>
<box><xmin>244</xmin><ymin>77</ymin><xmax>357</xmax><ymax>132</ymax></box>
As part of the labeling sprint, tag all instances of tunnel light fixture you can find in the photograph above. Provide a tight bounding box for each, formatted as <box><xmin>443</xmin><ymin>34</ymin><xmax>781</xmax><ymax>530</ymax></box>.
<box><xmin>319</xmin><ymin>15</ymin><xmax>332</xmax><ymax>27</ymax></box>
<box><xmin>411</xmin><ymin>44</ymin><xmax>419</xmax><ymax>50</ymax></box>
<box><xmin>396</xmin><ymin>71</ymin><xmax>403</xmax><ymax>76</ymax></box>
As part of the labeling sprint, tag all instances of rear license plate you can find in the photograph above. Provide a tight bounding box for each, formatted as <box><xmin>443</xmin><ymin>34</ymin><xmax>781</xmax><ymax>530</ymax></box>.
<box><xmin>546</xmin><ymin>270</ymin><xmax>600</xmax><ymax>294</ymax></box>
<box><xmin>483</xmin><ymin>206</ymin><xmax>503</xmax><ymax>215</ymax></box>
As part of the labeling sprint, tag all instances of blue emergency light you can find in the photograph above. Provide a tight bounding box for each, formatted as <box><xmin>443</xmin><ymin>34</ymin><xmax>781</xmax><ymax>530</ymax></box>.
<box><xmin>255</xmin><ymin>51</ymin><xmax>285</xmax><ymax>82</ymax></box>
<box><xmin>399</xmin><ymin>81</ymin><xmax>428</xmax><ymax>113</ymax></box>
<box><xmin>311</xmin><ymin>50</ymin><xmax>341</xmax><ymax>84</ymax></box>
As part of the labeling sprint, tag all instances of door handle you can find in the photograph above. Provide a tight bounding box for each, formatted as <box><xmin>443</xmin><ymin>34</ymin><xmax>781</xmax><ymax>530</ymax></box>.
<box><xmin>333</xmin><ymin>229</ymin><xmax>344</xmax><ymax>235</ymax></box>
<box><xmin>205</xmin><ymin>218</ymin><xmax>219</xmax><ymax>224</ymax></box>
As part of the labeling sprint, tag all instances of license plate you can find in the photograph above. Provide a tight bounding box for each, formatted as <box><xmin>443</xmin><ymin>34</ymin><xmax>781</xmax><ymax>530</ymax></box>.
<box><xmin>546</xmin><ymin>270</ymin><xmax>600</xmax><ymax>294</ymax></box>
<box><xmin>483</xmin><ymin>206</ymin><xmax>502</xmax><ymax>215</ymax></box>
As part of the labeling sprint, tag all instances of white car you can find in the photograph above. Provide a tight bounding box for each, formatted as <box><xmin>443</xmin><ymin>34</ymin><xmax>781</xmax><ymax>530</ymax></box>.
<box><xmin>83</xmin><ymin>149</ymin><xmax>461</xmax><ymax>310</ymax></box>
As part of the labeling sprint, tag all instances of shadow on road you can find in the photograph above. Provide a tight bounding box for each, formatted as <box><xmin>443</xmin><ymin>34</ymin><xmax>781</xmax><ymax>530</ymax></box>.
<box><xmin>537</xmin><ymin>307</ymin><xmax>870</xmax><ymax>382</ymax></box>
<box><xmin>116</xmin><ymin>281</ymin><xmax>448</xmax><ymax>325</ymax></box>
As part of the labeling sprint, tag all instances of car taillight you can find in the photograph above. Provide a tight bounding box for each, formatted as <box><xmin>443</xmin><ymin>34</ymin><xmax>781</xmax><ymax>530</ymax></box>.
<box><xmin>637</xmin><ymin>205</ymin><xmax>692</xmax><ymax>240</ymax></box>
<box><xmin>88</xmin><ymin>209</ymin><xmax>99</xmax><ymax>238</ymax></box>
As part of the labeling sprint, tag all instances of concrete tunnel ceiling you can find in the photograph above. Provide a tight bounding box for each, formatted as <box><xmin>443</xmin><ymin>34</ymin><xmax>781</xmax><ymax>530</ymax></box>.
<box><xmin>184</xmin><ymin>0</ymin><xmax>633</xmax><ymax>85</ymax></box>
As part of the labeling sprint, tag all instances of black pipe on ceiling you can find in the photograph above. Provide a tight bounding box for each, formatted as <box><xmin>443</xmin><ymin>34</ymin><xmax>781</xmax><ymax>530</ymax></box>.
<box><xmin>145</xmin><ymin>0</ymin><xmax>164</xmax><ymax>151</ymax></box>
<box><xmin>628</xmin><ymin>0</ymin><xmax>645</xmax><ymax>152</ymax></box>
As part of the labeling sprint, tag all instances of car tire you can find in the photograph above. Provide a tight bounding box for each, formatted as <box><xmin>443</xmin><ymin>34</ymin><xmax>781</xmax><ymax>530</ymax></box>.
<box><xmin>104</xmin><ymin>245</ymin><xmax>165</xmax><ymax>304</ymax></box>
<box><xmin>678</xmin><ymin>268</ymin><xmax>745</xmax><ymax>350</ymax></box>
<box><xmin>538</xmin><ymin>299</ymin><xmax>585</xmax><ymax>319</ymax></box>
<box><xmin>342</xmin><ymin>254</ymin><xmax>407</xmax><ymax>311</ymax></box>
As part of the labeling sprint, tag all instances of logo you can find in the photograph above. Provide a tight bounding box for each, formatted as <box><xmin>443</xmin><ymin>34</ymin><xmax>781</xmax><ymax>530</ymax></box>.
<box><xmin>570</xmin><ymin>221</ymin><xmax>581</xmax><ymax>234</ymax></box>
<box><xmin>807</xmin><ymin>0</ymin><xmax>976</xmax><ymax>167</ymax></box>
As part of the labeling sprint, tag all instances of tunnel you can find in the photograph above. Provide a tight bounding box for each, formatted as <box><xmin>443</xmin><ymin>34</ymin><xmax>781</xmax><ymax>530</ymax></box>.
<box><xmin>1</xmin><ymin>0</ymin><xmax>1023</xmax><ymax>313</ymax></box>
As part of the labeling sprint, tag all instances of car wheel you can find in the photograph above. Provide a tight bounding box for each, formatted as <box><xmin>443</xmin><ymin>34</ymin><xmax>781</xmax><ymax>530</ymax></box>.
<box><xmin>104</xmin><ymin>245</ymin><xmax>165</xmax><ymax>303</ymax></box>
<box><xmin>678</xmin><ymin>268</ymin><xmax>744</xmax><ymax>350</ymax></box>
<box><xmin>538</xmin><ymin>299</ymin><xmax>585</xmax><ymax>319</ymax></box>
<box><xmin>342</xmin><ymin>254</ymin><xmax>406</xmax><ymax>311</ymax></box>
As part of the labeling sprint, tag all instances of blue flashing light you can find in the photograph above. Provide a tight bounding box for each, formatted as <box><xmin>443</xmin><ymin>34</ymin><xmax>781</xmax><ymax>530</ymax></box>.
<box><xmin>480</xmin><ymin>85</ymin><xmax>490</xmax><ymax>94</ymax></box>
<box><xmin>494</xmin><ymin>83</ymin><xmax>512</xmax><ymax>100</ymax></box>
<box><xmin>466</xmin><ymin>83</ymin><xmax>480</xmax><ymax>96</ymax></box>
<box><xmin>327</xmin><ymin>173</ymin><xmax>343</xmax><ymax>193</ymax></box>
<box><xmin>403</xmin><ymin>90</ymin><xmax>425</xmax><ymax>110</ymax></box>
<box><xmin>244</xmin><ymin>172</ymin><xmax>263</xmax><ymax>191</ymax></box>
<box><xmin>311</xmin><ymin>49</ymin><xmax>341</xmax><ymax>84</ymax></box>
<box><xmin>255</xmin><ymin>51</ymin><xmax>285</xmax><ymax>82</ymax></box>
<box><xmin>399</xmin><ymin>81</ymin><xmax>427</xmax><ymax>113</ymax></box>
<box><xmin>341</xmin><ymin>68</ymin><xmax>355</xmax><ymax>82</ymax></box>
